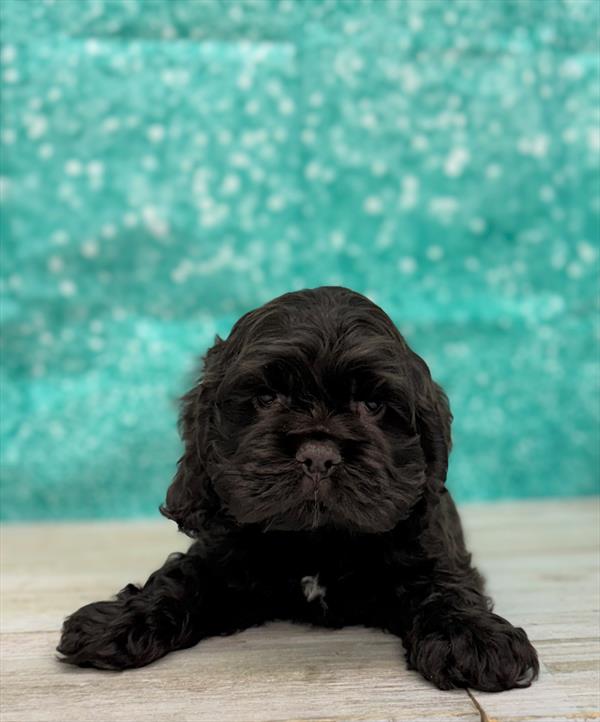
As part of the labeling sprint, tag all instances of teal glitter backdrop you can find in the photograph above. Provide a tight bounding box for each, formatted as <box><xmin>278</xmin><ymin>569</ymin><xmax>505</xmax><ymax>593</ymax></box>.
<box><xmin>1</xmin><ymin>0</ymin><xmax>598</xmax><ymax>520</ymax></box>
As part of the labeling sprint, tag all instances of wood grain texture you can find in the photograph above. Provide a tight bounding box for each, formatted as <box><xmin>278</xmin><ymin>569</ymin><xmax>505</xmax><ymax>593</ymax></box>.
<box><xmin>1</xmin><ymin>499</ymin><xmax>598</xmax><ymax>722</ymax></box>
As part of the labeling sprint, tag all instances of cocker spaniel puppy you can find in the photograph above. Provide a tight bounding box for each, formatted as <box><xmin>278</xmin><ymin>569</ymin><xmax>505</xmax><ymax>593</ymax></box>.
<box><xmin>58</xmin><ymin>286</ymin><xmax>538</xmax><ymax>692</ymax></box>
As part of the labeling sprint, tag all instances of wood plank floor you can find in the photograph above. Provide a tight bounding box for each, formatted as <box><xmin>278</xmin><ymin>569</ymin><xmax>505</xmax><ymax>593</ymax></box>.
<box><xmin>1</xmin><ymin>498</ymin><xmax>598</xmax><ymax>722</ymax></box>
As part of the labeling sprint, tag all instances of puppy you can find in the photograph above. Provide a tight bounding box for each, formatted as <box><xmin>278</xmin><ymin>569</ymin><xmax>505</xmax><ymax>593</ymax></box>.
<box><xmin>58</xmin><ymin>286</ymin><xmax>538</xmax><ymax>692</ymax></box>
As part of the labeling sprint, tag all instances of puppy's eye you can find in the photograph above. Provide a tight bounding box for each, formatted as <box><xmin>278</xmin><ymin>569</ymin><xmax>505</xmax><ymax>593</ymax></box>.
<box><xmin>362</xmin><ymin>400</ymin><xmax>385</xmax><ymax>414</ymax></box>
<box><xmin>256</xmin><ymin>392</ymin><xmax>277</xmax><ymax>408</ymax></box>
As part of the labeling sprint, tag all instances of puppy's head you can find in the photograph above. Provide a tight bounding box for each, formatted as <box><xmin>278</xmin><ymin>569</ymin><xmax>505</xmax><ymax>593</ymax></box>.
<box><xmin>161</xmin><ymin>287</ymin><xmax>451</xmax><ymax>536</ymax></box>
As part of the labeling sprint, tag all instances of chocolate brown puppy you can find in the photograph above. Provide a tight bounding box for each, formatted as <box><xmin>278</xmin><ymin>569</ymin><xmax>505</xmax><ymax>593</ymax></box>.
<box><xmin>58</xmin><ymin>286</ymin><xmax>538</xmax><ymax>692</ymax></box>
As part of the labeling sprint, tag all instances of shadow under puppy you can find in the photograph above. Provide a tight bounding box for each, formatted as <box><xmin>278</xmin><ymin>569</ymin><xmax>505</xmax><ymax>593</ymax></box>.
<box><xmin>58</xmin><ymin>286</ymin><xmax>538</xmax><ymax>692</ymax></box>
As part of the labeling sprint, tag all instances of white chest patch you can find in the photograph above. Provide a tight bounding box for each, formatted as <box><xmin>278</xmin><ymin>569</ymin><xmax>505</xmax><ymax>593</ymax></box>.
<box><xmin>301</xmin><ymin>575</ymin><xmax>327</xmax><ymax>607</ymax></box>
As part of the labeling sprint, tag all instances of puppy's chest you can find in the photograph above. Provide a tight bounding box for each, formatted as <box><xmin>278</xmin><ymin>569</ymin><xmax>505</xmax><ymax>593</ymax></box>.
<box><xmin>254</xmin><ymin>533</ymin><xmax>388</xmax><ymax>618</ymax></box>
<box><xmin>300</xmin><ymin>574</ymin><xmax>328</xmax><ymax>610</ymax></box>
<box><xmin>295</xmin><ymin>565</ymin><xmax>382</xmax><ymax>617</ymax></box>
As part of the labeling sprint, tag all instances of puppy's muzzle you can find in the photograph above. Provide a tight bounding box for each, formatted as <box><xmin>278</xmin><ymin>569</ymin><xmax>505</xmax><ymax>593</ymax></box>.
<box><xmin>295</xmin><ymin>440</ymin><xmax>341</xmax><ymax>481</ymax></box>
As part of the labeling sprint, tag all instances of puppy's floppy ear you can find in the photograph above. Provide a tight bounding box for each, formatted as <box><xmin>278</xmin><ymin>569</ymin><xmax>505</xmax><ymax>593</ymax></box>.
<box><xmin>160</xmin><ymin>340</ymin><xmax>225</xmax><ymax>539</ymax></box>
<box><xmin>408</xmin><ymin>350</ymin><xmax>452</xmax><ymax>490</ymax></box>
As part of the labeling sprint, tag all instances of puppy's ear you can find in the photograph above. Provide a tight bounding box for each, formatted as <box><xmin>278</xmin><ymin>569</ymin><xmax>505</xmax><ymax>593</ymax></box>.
<box><xmin>408</xmin><ymin>351</ymin><xmax>452</xmax><ymax>490</ymax></box>
<box><xmin>159</xmin><ymin>340</ymin><xmax>224</xmax><ymax>538</ymax></box>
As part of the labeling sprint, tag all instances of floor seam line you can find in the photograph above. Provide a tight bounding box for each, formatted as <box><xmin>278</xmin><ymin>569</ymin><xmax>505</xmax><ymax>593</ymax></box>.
<box><xmin>467</xmin><ymin>688</ymin><xmax>491</xmax><ymax>722</ymax></box>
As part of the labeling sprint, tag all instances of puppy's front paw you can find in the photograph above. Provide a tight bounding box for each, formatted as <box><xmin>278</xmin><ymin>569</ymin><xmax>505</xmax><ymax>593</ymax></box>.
<box><xmin>57</xmin><ymin>588</ymin><xmax>158</xmax><ymax>670</ymax></box>
<box><xmin>408</xmin><ymin>611</ymin><xmax>539</xmax><ymax>692</ymax></box>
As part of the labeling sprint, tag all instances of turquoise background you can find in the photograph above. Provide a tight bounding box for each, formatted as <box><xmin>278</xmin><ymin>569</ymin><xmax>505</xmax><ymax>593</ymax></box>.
<box><xmin>1</xmin><ymin>0</ymin><xmax>599</xmax><ymax>521</ymax></box>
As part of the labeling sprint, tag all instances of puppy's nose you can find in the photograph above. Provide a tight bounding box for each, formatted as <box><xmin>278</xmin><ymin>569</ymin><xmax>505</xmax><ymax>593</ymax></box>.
<box><xmin>296</xmin><ymin>441</ymin><xmax>341</xmax><ymax>479</ymax></box>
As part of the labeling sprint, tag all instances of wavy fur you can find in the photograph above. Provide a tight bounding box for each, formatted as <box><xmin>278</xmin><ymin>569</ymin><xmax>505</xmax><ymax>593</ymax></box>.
<box><xmin>58</xmin><ymin>287</ymin><xmax>538</xmax><ymax>692</ymax></box>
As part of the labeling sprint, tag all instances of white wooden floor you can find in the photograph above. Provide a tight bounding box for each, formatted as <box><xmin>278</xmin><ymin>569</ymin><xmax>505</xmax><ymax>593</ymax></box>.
<box><xmin>1</xmin><ymin>498</ymin><xmax>598</xmax><ymax>722</ymax></box>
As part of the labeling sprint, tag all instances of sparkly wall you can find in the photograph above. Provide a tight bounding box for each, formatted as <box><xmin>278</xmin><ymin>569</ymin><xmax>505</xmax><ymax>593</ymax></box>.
<box><xmin>1</xmin><ymin>0</ymin><xmax>599</xmax><ymax>521</ymax></box>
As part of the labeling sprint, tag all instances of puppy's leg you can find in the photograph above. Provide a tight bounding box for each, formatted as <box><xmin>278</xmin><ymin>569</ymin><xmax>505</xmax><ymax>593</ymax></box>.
<box><xmin>398</xmin><ymin>578</ymin><xmax>539</xmax><ymax>692</ymax></box>
<box><xmin>389</xmin><ymin>497</ymin><xmax>538</xmax><ymax>692</ymax></box>
<box><xmin>57</xmin><ymin>547</ymin><xmax>259</xmax><ymax>670</ymax></box>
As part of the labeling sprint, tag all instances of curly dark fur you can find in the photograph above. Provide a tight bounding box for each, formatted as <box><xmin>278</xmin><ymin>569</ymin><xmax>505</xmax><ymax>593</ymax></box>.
<box><xmin>57</xmin><ymin>286</ymin><xmax>538</xmax><ymax>691</ymax></box>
